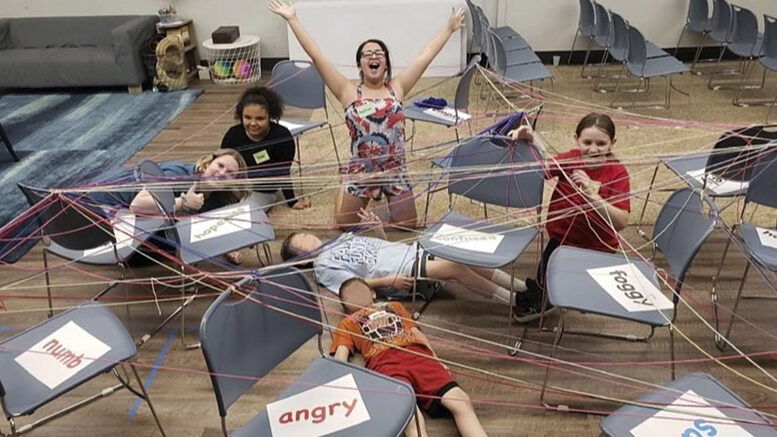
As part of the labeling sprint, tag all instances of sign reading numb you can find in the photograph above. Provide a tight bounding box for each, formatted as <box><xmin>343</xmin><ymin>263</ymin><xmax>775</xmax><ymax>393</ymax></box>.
<box><xmin>587</xmin><ymin>263</ymin><xmax>673</xmax><ymax>313</ymax></box>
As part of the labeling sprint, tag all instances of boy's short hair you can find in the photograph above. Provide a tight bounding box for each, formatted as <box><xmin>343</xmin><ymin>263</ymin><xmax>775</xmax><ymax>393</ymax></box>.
<box><xmin>280</xmin><ymin>232</ymin><xmax>301</xmax><ymax>261</ymax></box>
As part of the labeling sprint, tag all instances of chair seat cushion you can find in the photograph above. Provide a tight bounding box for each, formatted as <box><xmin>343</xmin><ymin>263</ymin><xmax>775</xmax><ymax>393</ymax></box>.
<box><xmin>663</xmin><ymin>153</ymin><xmax>749</xmax><ymax>197</ymax></box>
<box><xmin>601</xmin><ymin>372</ymin><xmax>777</xmax><ymax>437</ymax></box>
<box><xmin>502</xmin><ymin>62</ymin><xmax>553</xmax><ymax>83</ymax></box>
<box><xmin>233</xmin><ymin>356</ymin><xmax>415</xmax><ymax>437</ymax></box>
<box><xmin>419</xmin><ymin>211</ymin><xmax>538</xmax><ymax>269</ymax></box>
<box><xmin>0</xmin><ymin>302</ymin><xmax>135</xmax><ymax>417</ymax></box>
<box><xmin>546</xmin><ymin>246</ymin><xmax>674</xmax><ymax>326</ymax></box>
<box><xmin>740</xmin><ymin>223</ymin><xmax>777</xmax><ymax>270</ymax></box>
<box><xmin>630</xmin><ymin>55</ymin><xmax>689</xmax><ymax>78</ymax></box>
<box><xmin>47</xmin><ymin>212</ymin><xmax>166</xmax><ymax>265</ymax></box>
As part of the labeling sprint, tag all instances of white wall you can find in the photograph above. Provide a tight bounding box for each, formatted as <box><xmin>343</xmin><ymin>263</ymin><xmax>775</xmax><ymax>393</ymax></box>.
<box><xmin>3</xmin><ymin>0</ymin><xmax>777</xmax><ymax>61</ymax></box>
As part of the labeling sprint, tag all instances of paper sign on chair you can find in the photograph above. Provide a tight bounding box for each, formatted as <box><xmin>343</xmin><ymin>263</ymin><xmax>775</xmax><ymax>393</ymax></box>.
<box><xmin>756</xmin><ymin>227</ymin><xmax>777</xmax><ymax>250</ymax></box>
<box><xmin>266</xmin><ymin>373</ymin><xmax>371</xmax><ymax>436</ymax></box>
<box><xmin>686</xmin><ymin>169</ymin><xmax>749</xmax><ymax>196</ymax></box>
<box><xmin>630</xmin><ymin>389</ymin><xmax>756</xmax><ymax>437</ymax></box>
<box><xmin>587</xmin><ymin>263</ymin><xmax>674</xmax><ymax>313</ymax></box>
<box><xmin>429</xmin><ymin>224</ymin><xmax>504</xmax><ymax>253</ymax></box>
<box><xmin>14</xmin><ymin>321</ymin><xmax>112</xmax><ymax>390</ymax></box>
<box><xmin>189</xmin><ymin>205</ymin><xmax>252</xmax><ymax>243</ymax></box>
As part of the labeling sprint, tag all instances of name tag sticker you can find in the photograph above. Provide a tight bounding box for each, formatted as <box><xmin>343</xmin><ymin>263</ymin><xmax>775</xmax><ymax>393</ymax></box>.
<box><xmin>630</xmin><ymin>389</ymin><xmax>756</xmax><ymax>437</ymax></box>
<box><xmin>189</xmin><ymin>205</ymin><xmax>251</xmax><ymax>243</ymax></box>
<box><xmin>586</xmin><ymin>263</ymin><xmax>673</xmax><ymax>312</ymax></box>
<box><xmin>14</xmin><ymin>321</ymin><xmax>112</xmax><ymax>390</ymax></box>
<box><xmin>429</xmin><ymin>224</ymin><xmax>504</xmax><ymax>253</ymax></box>
<box><xmin>356</xmin><ymin>102</ymin><xmax>378</xmax><ymax>118</ymax></box>
<box><xmin>756</xmin><ymin>226</ymin><xmax>777</xmax><ymax>250</ymax></box>
<box><xmin>253</xmin><ymin>150</ymin><xmax>271</xmax><ymax>164</ymax></box>
<box><xmin>686</xmin><ymin>169</ymin><xmax>749</xmax><ymax>195</ymax></box>
<box><xmin>266</xmin><ymin>374</ymin><xmax>371</xmax><ymax>437</ymax></box>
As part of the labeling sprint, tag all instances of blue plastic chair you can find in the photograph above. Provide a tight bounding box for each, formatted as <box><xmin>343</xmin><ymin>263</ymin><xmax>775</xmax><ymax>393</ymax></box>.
<box><xmin>711</xmin><ymin>4</ymin><xmax>764</xmax><ymax>93</ymax></box>
<box><xmin>418</xmin><ymin>136</ymin><xmax>545</xmax><ymax>337</ymax></box>
<box><xmin>763</xmin><ymin>15</ymin><xmax>777</xmax><ymax>121</ymax></box>
<box><xmin>0</xmin><ymin>301</ymin><xmax>165</xmax><ymax>435</ymax></box>
<box><xmin>601</xmin><ymin>372</ymin><xmax>777</xmax><ymax>437</ymax></box>
<box><xmin>270</xmin><ymin>60</ymin><xmax>341</xmax><ymax>169</ymax></box>
<box><xmin>488</xmin><ymin>30</ymin><xmax>552</xmax><ymax>84</ymax></box>
<box><xmin>710</xmin><ymin>148</ymin><xmax>777</xmax><ymax>350</ymax></box>
<box><xmin>568</xmin><ymin>0</ymin><xmax>597</xmax><ymax>64</ymax></box>
<box><xmin>199</xmin><ymin>269</ymin><xmax>418</xmax><ymax>436</ymax></box>
<box><xmin>17</xmin><ymin>182</ymin><xmax>167</xmax><ymax>317</ymax></box>
<box><xmin>674</xmin><ymin>0</ymin><xmax>713</xmax><ymax>68</ymax></box>
<box><xmin>636</xmin><ymin>124</ymin><xmax>777</xmax><ymax>236</ymax></box>
<box><xmin>611</xmin><ymin>24</ymin><xmax>689</xmax><ymax>109</ymax></box>
<box><xmin>539</xmin><ymin>189</ymin><xmax>718</xmax><ymax>407</ymax></box>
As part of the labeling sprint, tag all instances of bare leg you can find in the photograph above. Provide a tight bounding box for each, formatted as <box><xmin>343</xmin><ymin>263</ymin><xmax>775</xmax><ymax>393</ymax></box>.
<box><xmin>441</xmin><ymin>387</ymin><xmax>488</xmax><ymax>437</ymax></box>
<box><xmin>424</xmin><ymin>259</ymin><xmax>500</xmax><ymax>297</ymax></box>
<box><xmin>335</xmin><ymin>187</ymin><xmax>370</xmax><ymax>231</ymax></box>
<box><xmin>404</xmin><ymin>406</ymin><xmax>429</xmax><ymax>437</ymax></box>
<box><xmin>387</xmin><ymin>190</ymin><xmax>418</xmax><ymax>229</ymax></box>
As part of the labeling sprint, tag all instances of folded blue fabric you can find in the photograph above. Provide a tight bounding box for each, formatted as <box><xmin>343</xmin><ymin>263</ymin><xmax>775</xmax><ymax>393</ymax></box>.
<box><xmin>413</xmin><ymin>97</ymin><xmax>448</xmax><ymax>109</ymax></box>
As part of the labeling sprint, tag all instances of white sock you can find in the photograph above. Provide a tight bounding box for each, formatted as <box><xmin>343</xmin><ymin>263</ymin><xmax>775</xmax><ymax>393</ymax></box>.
<box><xmin>491</xmin><ymin>270</ymin><xmax>527</xmax><ymax>292</ymax></box>
<box><xmin>491</xmin><ymin>286</ymin><xmax>513</xmax><ymax>305</ymax></box>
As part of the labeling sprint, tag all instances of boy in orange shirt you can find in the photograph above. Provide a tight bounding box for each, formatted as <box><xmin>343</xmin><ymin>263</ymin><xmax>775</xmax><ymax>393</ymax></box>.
<box><xmin>330</xmin><ymin>278</ymin><xmax>488</xmax><ymax>437</ymax></box>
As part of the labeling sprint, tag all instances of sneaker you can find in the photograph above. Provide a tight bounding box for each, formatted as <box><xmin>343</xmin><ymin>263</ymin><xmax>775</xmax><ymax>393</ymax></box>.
<box><xmin>512</xmin><ymin>291</ymin><xmax>555</xmax><ymax>323</ymax></box>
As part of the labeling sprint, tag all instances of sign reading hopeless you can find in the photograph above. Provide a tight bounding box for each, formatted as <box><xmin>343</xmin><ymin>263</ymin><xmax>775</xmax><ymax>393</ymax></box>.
<box><xmin>189</xmin><ymin>205</ymin><xmax>251</xmax><ymax>243</ymax></box>
<box><xmin>630</xmin><ymin>389</ymin><xmax>756</xmax><ymax>437</ymax></box>
<box><xmin>587</xmin><ymin>263</ymin><xmax>673</xmax><ymax>313</ymax></box>
<box><xmin>429</xmin><ymin>224</ymin><xmax>504</xmax><ymax>253</ymax></box>
<box><xmin>266</xmin><ymin>374</ymin><xmax>370</xmax><ymax>436</ymax></box>
<box><xmin>14</xmin><ymin>321</ymin><xmax>112</xmax><ymax>390</ymax></box>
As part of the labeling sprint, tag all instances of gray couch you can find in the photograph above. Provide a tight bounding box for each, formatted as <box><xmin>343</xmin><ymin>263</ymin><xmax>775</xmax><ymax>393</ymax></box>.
<box><xmin>0</xmin><ymin>15</ymin><xmax>158</xmax><ymax>90</ymax></box>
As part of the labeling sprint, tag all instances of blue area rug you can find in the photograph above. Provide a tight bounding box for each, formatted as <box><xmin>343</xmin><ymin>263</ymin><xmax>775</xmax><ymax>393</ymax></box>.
<box><xmin>0</xmin><ymin>90</ymin><xmax>203</xmax><ymax>262</ymax></box>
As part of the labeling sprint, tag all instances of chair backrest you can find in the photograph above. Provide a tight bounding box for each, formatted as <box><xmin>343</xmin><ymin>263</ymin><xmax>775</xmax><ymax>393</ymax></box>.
<box><xmin>468</xmin><ymin>2</ymin><xmax>483</xmax><ymax>51</ymax></box>
<box><xmin>626</xmin><ymin>25</ymin><xmax>648</xmax><ymax>73</ymax></box>
<box><xmin>765</xmin><ymin>14</ymin><xmax>777</xmax><ymax>61</ymax></box>
<box><xmin>730</xmin><ymin>4</ymin><xmax>760</xmax><ymax>53</ymax></box>
<box><xmin>135</xmin><ymin>159</ymin><xmax>175</xmax><ymax>217</ymax></box>
<box><xmin>454</xmin><ymin>54</ymin><xmax>481</xmax><ymax>111</ymax></box>
<box><xmin>577</xmin><ymin>0</ymin><xmax>596</xmax><ymax>35</ymax></box>
<box><xmin>609</xmin><ymin>11</ymin><xmax>630</xmax><ymax>62</ymax></box>
<box><xmin>448</xmin><ymin>136</ymin><xmax>544</xmax><ymax>208</ymax></box>
<box><xmin>710</xmin><ymin>0</ymin><xmax>734</xmax><ymax>41</ymax></box>
<box><xmin>593</xmin><ymin>2</ymin><xmax>611</xmax><ymax>47</ymax></box>
<box><xmin>704</xmin><ymin>124</ymin><xmax>777</xmax><ymax>182</ymax></box>
<box><xmin>199</xmin><ymin>268</ymin><xmax>322</xmax><ymax>418</ymax></box>
<box><xmin>687</xmin><ymin>0</ymin><xmax>711</xmax><ymax>27</ymax></box>
<box><xmin>744</xmin><ymin>147</ymin><xmax>777</xmax><ymax>209</ymax></box>
<box><xmin>653</xmin><ymin>189</ymin><xmax>717</xmax><ymax>288</ymax></box>
<box><xmin>487</xmin><ymin>28</ymin><xmax>507</xmax><ymax>74</ymax></box>
<box><xmin>270</xmin><ymin>60</ymin><xmax>326</xmax><ymax>110</ymax></box>
<box><xmin>478</xmin><ymin>10</ymin><xmax>493</xmax><ymax>65</ymax></box>
<box><xmin>17</xmin><ymin>183</ymin><xmax>114</xmax><ymax>251</ymax></box>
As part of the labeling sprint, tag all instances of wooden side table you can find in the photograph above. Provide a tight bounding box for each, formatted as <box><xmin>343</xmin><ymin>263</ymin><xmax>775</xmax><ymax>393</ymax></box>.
<box><xmin>156</xmin><ymin>18</ymin><xmax>199</xmax><ymax>83</ymax></box>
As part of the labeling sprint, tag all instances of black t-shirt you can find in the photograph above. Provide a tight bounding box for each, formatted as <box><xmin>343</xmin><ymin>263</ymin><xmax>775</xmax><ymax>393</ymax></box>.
<box><xmin>221</xmin><ymin>122</ymin><xmax>298</xmax><ymax>206</ymax></box>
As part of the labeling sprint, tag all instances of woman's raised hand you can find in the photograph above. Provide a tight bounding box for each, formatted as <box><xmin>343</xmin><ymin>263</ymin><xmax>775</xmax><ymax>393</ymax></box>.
<box><xmin>269</xmin><ymin>0</ymin><xmax>296</xmax><ymax>20</ymax></box>
<box><xmin>447</xmin><ymin>6</ymin><xmax>466</xmax><ymax>33</ymax></box>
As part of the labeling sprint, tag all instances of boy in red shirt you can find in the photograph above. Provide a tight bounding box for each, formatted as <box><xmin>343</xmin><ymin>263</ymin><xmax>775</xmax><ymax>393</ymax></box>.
<box><xmin>508</xmin><ymin>112</ymin><xmax>631</xmax><ymax>322</ymax></box>
<box><xmin>331</xmin><ymin>278</ymin><xmax>488</xmax><ymax>437</ymax></box>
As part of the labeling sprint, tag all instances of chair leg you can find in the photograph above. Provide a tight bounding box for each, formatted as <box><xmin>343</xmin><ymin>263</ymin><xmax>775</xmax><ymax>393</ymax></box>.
<box><xmin>130</xmin><ymin>365</ymin><xmax>166</xmax><ymax>437</ymax></box>
<box><xmin>327</xmin><ymin>123</ymin><xmax>341</xmax><ymax>167</ymax></box>
<box><xmin>609</xmin><ymin>63</ymin><xmax>626</xmax><ymax>108</ymax></box>
<box><xmin>766</xmin><ymin>91</ymin><xmax>777</xmax><ymax>123</ymax></box>
<box><xmin>710</xmin><ymin>235</ymin><xmax>732</xmax><ymax>343</ymax></box>
<box><xmin>690</xmin><ymin>33</ymin><xmax>709</xmax><ymax>74</ymax></box>
<box><xmin>673</xmin><ymin>26</ymin><xmax>687</xmax><ymax>57</ymax></box>
<box><xmin>540</xmin><ymin>311</ymin><xmax>565</xmax><ymax>408</ymax></box>
<box><xmin>42</xmin><ymin>249</ymin><xmax>54</xmax><ymax>318</ymax></box>
<box><xmin>580</xmin><ymin>39</ymin><xmax>593</xmax><ymax>78</ymax></box>
<box><xmin>637</xmin><ymin>164</ymin><xmax>660</xmax><ymax>241</ymax></box>
<box><xmin>715</xmin><ymin>262</ymin><xmax>750</xmax><ymax>351</ymax></box>
<box><xmin>568</xmin><ymin>29</ymin><xmax>580</xmax><ymax>64</ymax></box>
<box><xmin>294</xmin><ymin>137</ymin><xmax>304</xmax><ymax>195</ymax></box>
<box><xmin>669</xmin><ymin>323</ymin><xmax>676</xmax><ymax>380</ymax></box>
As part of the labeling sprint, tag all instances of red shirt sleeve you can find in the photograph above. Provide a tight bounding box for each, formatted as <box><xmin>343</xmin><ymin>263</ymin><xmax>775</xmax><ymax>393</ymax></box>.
<box><xmin>600</xmin><ymin>163</ymin><xmax>631</xmax><ymax>212</ymax></box>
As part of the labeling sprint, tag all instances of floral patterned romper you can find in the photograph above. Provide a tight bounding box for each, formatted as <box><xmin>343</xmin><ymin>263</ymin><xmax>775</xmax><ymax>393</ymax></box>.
<box><xmin>343</xmin><ymin>83</ymin><xmax>411</xmax><ymax>199</ymax></box>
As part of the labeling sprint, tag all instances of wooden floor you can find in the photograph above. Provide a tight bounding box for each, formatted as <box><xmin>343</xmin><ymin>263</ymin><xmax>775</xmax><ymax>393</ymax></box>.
<box><xmin>2</xmin><ymin>63</ymin><xmax>777</xmax><ymax>436</ymax></box>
